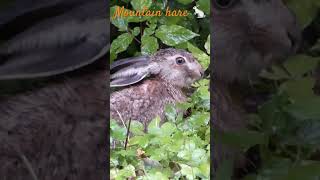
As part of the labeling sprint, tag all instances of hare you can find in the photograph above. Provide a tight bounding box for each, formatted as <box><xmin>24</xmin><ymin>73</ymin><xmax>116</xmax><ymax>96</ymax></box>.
<box><xmin>0</xmin><ymin>0</ymin><xmax>108</xmax><ymax>179</ymax></box>
<box><xmin>212</xmin><ymin>0</ymin><xmax>301</xmax><ymax>176</ymax></box>
<box><xmin>110</xmin><ymin>48</ymin><xmax>204</xmax><ymax>127</ymax></box>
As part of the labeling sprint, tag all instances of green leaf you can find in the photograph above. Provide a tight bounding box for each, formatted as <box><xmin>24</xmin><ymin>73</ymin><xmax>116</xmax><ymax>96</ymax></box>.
<box><xmin>204</xmin><ymin>35</ymin><xmax>210</xmax><ymax>54</ymax></box>
<box><xmin>279</xmin><ymin>77</ymin><xmax>316</xmax><ymax>101</ymax></box>
<box><xmin>110</xmin><ymin>6</ymin><xmax>128</xmax><ymax>31</ymax></box>
<box><xmin>196</xmin><ymin>0</ymin><xmax>210</xmax><ymax>15</ymax></box>
<box><xmin>283</xmin><ymin>162</ymin><xmax>320</xmax><ymax>180</ymax></box>
<box><xmin>164</xmin><ymin>104</ymin><xmax>177</xmax><ymax>122</ymax></box>
<box><xmin>110</xmin><ymin>33</ymin><xmax>134</xmax><ymax>61</ymax></box>
<box><xmin>130</xmin><ymin>121</ymin><xmax>144</xmax><ymax>135</ymax></box>
<box><xmin>285</xmin><ymin>98</ymin><xmax>320</xmax><ymax>120</ymax></box>
<box><xmin>130</xmin><ymin>135</ymin><xmax>149</xmax><ymax>147</ymax></box>
<box><xmin>286</xmin><ymin>0</ymin><xmax>319</xmax><ymax>28</ymax></box>
<box><xmin>187</xmin><ymin>42</ymin><xmax>210</xmax><ymax>69</ymax></box>
<box><xmin>148</xmin><ymin>116</ymin><xmax>162</xmax><ymax>135</ymax></box>
<box><xmin>110</xmin><ymin>120</ymin><xmax>127</xmax><ymax>141</ymax></box>
<box><xmin>260</xmin><ymin>65</ymin><xmax>291</xmax><ymax>80</ymax></box>
<box><xmin>132</xmin><ymin>27</ymin><xmax>140</xmax><ymax>36</ymax></box>
<box><xmin>155</xmin><ymin>25</ymin><xmax>199</xmax><ymax>46</ymax></box>
<box><xmin>131</xmin><ymin>0</ymin><xmax>152</xmax><ymax>11</ymax></box>
<box><xmin>161</xmin><ymin>122</ymin><xmax>176</xmax><ymax>136</ymax></box>
<box><xmin>115</xmin><ymin>164</ymin><xmax>136</xmax><ymax>179</ymax></box>
<box><xmin>179</xmin><ymin>164</ymin><xmax>196</xmax><ymax>179</ymax></box>
<box><xmin>177</xmin><ymin>0</ymin><xmax>193</xmax><ymax>5</ymax></box>
<box><xmin>141</xmin><ymin>35</ymin><xmax>159</xmax><ymax>55</ymax></box>
<box><xmin>283</xmin><ymin>55</ymin><xmax>320</xmax><ymax>77</ymax></box>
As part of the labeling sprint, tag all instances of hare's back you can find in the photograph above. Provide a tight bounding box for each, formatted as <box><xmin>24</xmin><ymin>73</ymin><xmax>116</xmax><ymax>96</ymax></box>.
<box><xmin>110</xmin><ymin>79</ymin><xmax>178</xmax><ymax>126</ymax></box>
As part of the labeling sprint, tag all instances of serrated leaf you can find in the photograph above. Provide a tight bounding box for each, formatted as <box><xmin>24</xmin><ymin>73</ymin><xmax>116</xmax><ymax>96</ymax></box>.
<box><xmin>155</xmin><ymin>25</ymin><xmax>199</xmax><ymax>46</ymax></box>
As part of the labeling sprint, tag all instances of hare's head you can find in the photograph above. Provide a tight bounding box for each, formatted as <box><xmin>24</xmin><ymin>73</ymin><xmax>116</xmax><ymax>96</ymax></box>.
<box><xmin>110</xmin><ymin>48</ymin><xmax>204</xmax><ymax>88</ymax></box>
<box><xmin>212</xmin><ymin>0</ymin><xmax>301</xmax><ymax>83</ymax></box>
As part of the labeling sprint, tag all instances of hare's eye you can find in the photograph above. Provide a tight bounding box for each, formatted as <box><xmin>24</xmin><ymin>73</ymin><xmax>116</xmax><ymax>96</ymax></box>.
<box><xmin>214</xmin><ymin>0</ymin><xmax>236</xmax><ymax>9</ymax></box>
<box><xmin>175</xmin><ymin>57</ymin><xmax>185</xmax><ymax>65</ymax></box>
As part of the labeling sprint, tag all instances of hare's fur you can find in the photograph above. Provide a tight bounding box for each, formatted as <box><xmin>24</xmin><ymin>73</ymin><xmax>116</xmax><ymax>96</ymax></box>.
<box><xmin>110</xmin><ymin>48</ymin><xmax>203</xmax><ymax>126</ymax></box>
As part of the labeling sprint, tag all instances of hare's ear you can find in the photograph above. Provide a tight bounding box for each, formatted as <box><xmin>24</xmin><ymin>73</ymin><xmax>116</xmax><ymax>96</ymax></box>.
<box><xmin>110</xmin><ymin>56</ymin><xmax>153</xmax><ymax>87</ymax></box>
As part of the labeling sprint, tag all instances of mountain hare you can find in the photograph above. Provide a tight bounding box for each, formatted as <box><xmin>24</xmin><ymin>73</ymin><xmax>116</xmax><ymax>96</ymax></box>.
<box><xmin>212</xmin><ymin>0</ymin><xmax>301</xmax><ymax>175</ymax></box>
<box><xmin>110</xmin><ymin>48</ymin><xmax>204</xmax><ymax>127</ymax></box>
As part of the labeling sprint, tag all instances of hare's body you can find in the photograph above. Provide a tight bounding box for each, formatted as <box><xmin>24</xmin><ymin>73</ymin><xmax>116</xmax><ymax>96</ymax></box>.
<box><xmin>110</xmin><ymin>48</ymin><xmax>203</xmax><ymax>126</ymax></box>
<box><xmin>0</xmin><ymin>70</ymin><xmax>107</xmax><ymax>180</ymax></box>
<box><xmin>111</xmin><ymin>78</ymin><xmax>186</xmax><ymax>125</ymax></box>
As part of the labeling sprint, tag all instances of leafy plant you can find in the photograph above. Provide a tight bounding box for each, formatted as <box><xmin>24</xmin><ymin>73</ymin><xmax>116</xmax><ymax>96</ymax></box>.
<box><xmin>215</xmin><ymin>1</ymin><xmax>320</xmax><ymax>179</ymax></box>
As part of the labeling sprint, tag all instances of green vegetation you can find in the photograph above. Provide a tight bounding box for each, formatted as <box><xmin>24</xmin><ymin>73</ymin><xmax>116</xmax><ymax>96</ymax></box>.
<box><xmin>216</xmin><ymin>1</ymin><xmax>320</xmax><ymax>179</ymax></box>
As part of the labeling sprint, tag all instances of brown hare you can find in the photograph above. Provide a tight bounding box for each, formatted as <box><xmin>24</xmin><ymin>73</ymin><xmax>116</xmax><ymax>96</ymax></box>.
<box><xmin>110</xmin><ymin>48</ymin><xmax>204</xmax><ymax>127</ymax></box>
<box><xmin>212</xmin><ymin>0</ymin><xmax>301</xmax><ymax>176</ymax></box>
<box><xmin>0</xmin><ymin>0</ymin><xmax>108</xmax><ymax>179</ymax></box>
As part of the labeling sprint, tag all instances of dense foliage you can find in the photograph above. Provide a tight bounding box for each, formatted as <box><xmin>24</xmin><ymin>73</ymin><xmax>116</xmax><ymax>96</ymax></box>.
<box><xmin>110</xmin><ymin>0</ymin><xmax>210</xmax><ymax>179</ymax></box>
<box><xmin>215</xmin><ymin>1</ymin><xmax>320</xmax><ymax>179</ymax></box>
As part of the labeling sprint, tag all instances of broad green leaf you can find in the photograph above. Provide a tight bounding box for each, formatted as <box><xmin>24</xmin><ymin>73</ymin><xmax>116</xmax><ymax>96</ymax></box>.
<box><xmin>110</xmin><ymin>6</ymin><xmax>128</xmax><ymax>31</ymax></box>
<box><xmin>110</xmin><ymin>33</ymin><xmax>134</xmax><ymax>61</ymax></box>
<box><xmin>279</xmin><ymin>77</ymin><xmax>316</xmax><ymax>101</ymax></box>
<box><xmin>161</xmin><ymin>122</ymin><xmax>176</xmax><ymax>136</ymax></box>
<box><xmin>115</xmin><ymin>164</ymin><xmax>136</xmax><ymax>180</ymax></box>
<box><xmin>283</xmin><ymin>55</ymin><xmax>320</xmax><ymax>77</ymax></box>
<box><xmin>196</xmin><ymin>0</ymin><xmax>210</xmax><ymax>15</ymax></box>
<box><xmin>130</xmin><ymin>121</ymin><xmax>144</xmax><ymax>135</ymax></box>
<box><xmin>283</xmin><ymin>162</ymin><xmax>320</xmax><ymax>180</ymax></box>
<box><xmin>260</xmin><ymin>65</ymin><xmax>291</xmax><ymax>80</ymax></box>
<box><xmin>110</xmin><ymin>120</ymin><xmax>127</xmax><ymax>141</ymax></box>
<box><xmin>141</xmin><ymin>35</ymin><xmax>159</xmax><ymax>55</ymax></box>
<box><xmin>187</xmin><ymin>42</ymin><xmax>210</xmax><ymax>69</ymax></box>
<box><xmin>285</xmin><ymin>98</ymin><xmax>320</xmax><ymax>120</ymax></box>
<box><xmin>179</xmin><ymin>164</ymin><xmax>197</xmax><ymax>179</ymax></box>
<box><xmin>130</xmin><ymin>135</ymin><xmax>149</xmax><ymax>147</ymax></box>
<box><xmin>286</xmin><ymin>0</ymin><xmax>319</xmax><ymax>28</ymax></box>
<box><xmin>131</xmin><ymin>0</ymin><xmax>152</xmax><ymax>11</ymax></box>
<box><xmin>155</xmin><ymin>25</ymin><xmax>199</xmax><ymax>46</ymax></box>
<box><xmin>147</xmin><ymin>116</ymin><xmax>162</xmax><ymax>135</ymax></box>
